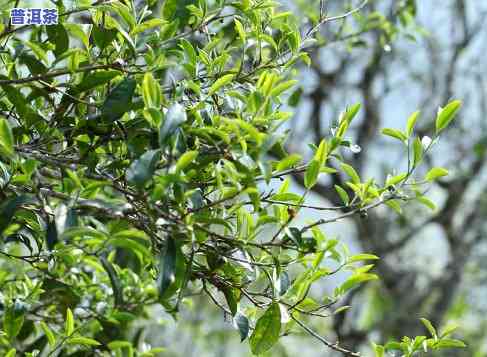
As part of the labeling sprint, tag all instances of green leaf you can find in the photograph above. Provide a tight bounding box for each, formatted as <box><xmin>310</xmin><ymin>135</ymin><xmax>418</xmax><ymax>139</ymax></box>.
<box><xmin>341</xmin><ymin>163</ymin><xmax>360</xmax><ymax>184</ymax></box>
<box><xmin>234</xmin><ymin>19</ymin><xmax>246</xmax><ymax>42</ymax></box>
<box><xmin>91</xmin><ymin>25</ymin><xmax>118</xmax><ymax>49</ymax></box>
<box><xmin>0</xmin><ymin>195</ymin><xmax>31</xmax><ymax>234</ymax></box>
<box><xmin>25</xmin><ymin>40</ymin><xmax>48</xmax><ymax>64</ymax></box>
<box><xmin>159</xmin><ymin>103</ymin><xmax>187</xmax><ymax>148</ymax></box>
<box><xmin>435</xmin><ymin>339</ymin><xmax>466</xmax><ymax>349</ymax></box>
<box><xmin>132</xmin><ymin>18</ymin><xmax>166</xmax><ymax>35</ymax></box>
<box><xmin>440</xmin><ymin>324</ymin><xmax>459</xmax><ymax>338</ymax></box>
<box><xmin>46</xmin><ymin>219</ymin><xmax>58</xmax><ymax>250</ymax></box>
<box><xmin>0</xmin><ymin>117</ymin><xmax>14</xmax><ymax>158</ymax></box>
<box><xmin>372</xmin><ymin>342</ymin><xmax>385</xmax><ymax>357</ymax></box>
<box><xmin>40</xmin><ymin>322</ymin><xmax>56</xmax><ymax>347</ymax></box>
<box><xmin>348</xmin><ymin>254</ymin><xmax>380</xmax><ymax>263</ymax></box>
<box><xmin>222</xmin><ymin>287</ymin><xmax>238</xmax><ymax>316</ymax></box>
<box><xmin>233</xmin><ymin>312</ymin><xmax>250</xmax><ymax>342</ymax></box>
<box><xmin>270</xmin><ymin>80</ymin><xmax>298</xmax><ymax>97</ymax></box>
<box><xmin>435</xmin><ymin>100</ymin><xmax>462</xmax><ymax>134</ymax></box>
<box><xmin>381</xmin><ymin>128</ymin><xmax>407</xmax><ymax>142</ymax></box>
<box><xmin>175</xmin><ymin>150</ymin><xmax>198</xmax><ymax>173</ymax></box>
<box><xmin>65</xmin><ymin>308</ymin><xmax>74</xmax><ymax>336</ymax></box>
<box><xmin>313</xmin><ymin>139</ymin><xmax>328</xmax><ymax>165</ymax></box>
<box><xmin>249</xmin><ymin>303</ymin><xmax>281</xmax><ymax>355</ymax></box>
<box><xmin>46</xmin><ymin>24</ymin><xmax>69</xmax><ymax>57</ymax></box>
<box><xmin>162</xmin><ymin>0</ymin><xmax>194</xmax><ymax>27</ymax></box>
<box><xmin>276</xmin><ymin>154</ymin><xmax>302</xmax><ymax>171</ymax></box>
<box><xmin>334</xmin><ymin>185</ymin><xmax>350</xmax><ymax>205</ymax></box>
<box><xmin>77</xmin><ymin>71</ymin><xmax>121</xmax><ymax>93</ymax></box>
<box><xmin>142</xmin><ymin>72</ymin><xmax>162</xmax><ymax>108</ymax></box>
<box><xmin>270</xmin><ymin>193</ymin><xmax>302</xmax><ymax>202</ymax></box>
<box><xmin>304</xmin><ymin>159</ymin><xmax>320</xmax><ymax>188</ymax></box>
<box><xmin>101</xmin><ymin>77</ymin><xmax>137</xmax><ymax>121</ymax></box>
<box><xmin>68</xmin><ymin>336</ymin><xmax>101</xmax><ymax>346</ymax></box>
<box><xmin>417</xmin><ymin>196</ymin><xmax>436</xmax><ymax>211</ymax></box>
<box><xmin>208</xmin><ymin>74</ymin><xmax>235</xmax><ymax>96</ymax></box>
<box><xmin>420</xmin><ymin>318</ymin><xmax>437</xmax><ymax>338</ymax></box>
<box><xmin>412</xmin><ymin>137</ymin><xmax>423</xmax><ymax>167</ymax></box>
<box><xmin>340</xmin><ymin>273</ymin><xmax>378</xmax><ymax>293</ymax></box>
<box><xmin>425</xmin><ymin>167</ymin><xmax>448</xmax><ymax>181</ymax></box>
<box><xmin>5</xmin><ymin>349</ymin><xmax>16</xmax><ymax>357</ymax></box>
<box><xmin>158</xmin><ymin>237</ymin><xmax>177</xmax><ymax>298</ymax></box>
<box><xmin>126</xmin><ymin>149</ymin><xmax>162</xmax><ymax>188</ymax></box>
<box><xmin>406</xmin><ymin>111</ymin><xmax>420</xmax><ymax>137</ymax></box>
<box><xmin>341</xmin><ymin>103</ymin><xmax>361</xmax><ymax>124</ymax></box>
<box><xmin>4</xmin><ymin>303</ymin><xmax>25</xmax><ymax>340</ymax></box>
<box><xmin>386</xmin><ymin>173</ymin><xmax>408</xmax><ymax>187</ymax></box>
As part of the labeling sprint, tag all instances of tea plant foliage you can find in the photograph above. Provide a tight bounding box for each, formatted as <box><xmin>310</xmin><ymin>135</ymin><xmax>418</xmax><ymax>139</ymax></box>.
<box><xmin>0</xmin><ymin>0</ymin><xmax>464</xmax><ymax>355</ymax></box>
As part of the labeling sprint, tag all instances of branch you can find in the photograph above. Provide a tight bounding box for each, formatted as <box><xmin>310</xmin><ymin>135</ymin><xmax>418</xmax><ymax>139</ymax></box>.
<box><xmin>0</xmin><ymin>64</ymin><xmax>122</xmax><ymax>85</ymax></box>
<box><xmin>291</xmin><ymin>315</ymin><xmax>361</xmax><ymax>357</ymax></box>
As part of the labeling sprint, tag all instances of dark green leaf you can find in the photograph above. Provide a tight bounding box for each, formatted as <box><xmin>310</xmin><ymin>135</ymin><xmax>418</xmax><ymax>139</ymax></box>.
<box><xmin>233</xmin><ymin>312</ymin><xmax>250</xmax><ymax>342</ymax></box>
<box><xmin>0</xmin><ymin>195</ymin><xmax>31</xmax><ymax>234</ymax></box>
<box><xmin>159</xmin><ymin>103</ymin><xmax>187</xmax><ymax>148</ymax></box>
<box><xmin>101</xmin><ymin>78</ymin><xmax>137</xmax><ymax>121</ymax></box>
<box><xmin>46</xmin><ymin>24</ymin><xmax>69</xmax><ymax>57</ymax></box>
<box><xmin>46</xmin><ymin>219</ymin><xmax>58</xmax><ymax>250</ymax></box>
<box><xmin>126</xmin><ymin>149</ymin><xmax>161</xmax><ymax>188</ymax></box>
<box><xmin>76</xmin><ymin>71</ymin><xmax>121</xmax><ymax>93</ymax></box>
<box><xmin>158</xmin><ymin>237</ymin><xmax>177</xmax><ymax>298</ymax></box>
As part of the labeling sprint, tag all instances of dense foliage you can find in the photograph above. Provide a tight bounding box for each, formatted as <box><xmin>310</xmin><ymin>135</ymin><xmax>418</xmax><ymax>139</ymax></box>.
<box><xmin>0</xmin><ymin>0</ymin><xmax>465</xmax><ymax>356</ymax></box>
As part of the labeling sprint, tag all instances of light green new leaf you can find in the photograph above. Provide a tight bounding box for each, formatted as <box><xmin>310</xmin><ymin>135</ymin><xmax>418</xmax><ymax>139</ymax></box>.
<box><xmin>406</xmin><ymin>111</ymin><xmax>420</xmax><ymax>137</ymax></box>
<box><xmin>420</xmin><ymin>318</ymin><xmax>437</xmax><ymax>338</ymax></box>
<box><xmin>425</xmin><ymin>167</ymin><xmax>448</xmax><ymax>181</ymax></box>
<box><xmin>313</xmin><ymin>139</ymin><xmax>328</xmax><ymax>165</ymax></box>
<box><xmin>65</xmin><ymin>308</ymin><xmax>74</xmax><ymax>336</ymax></box>
<box><xmin>412</xmin><ymin>137</ymin><xmax>423</xmax><ymax>167</ymax></box>
<box><xmin>234</xmin><ymin>19</ymin><xmax>246</xmax><ymax>42</ymax></box>
<box><xmin>0</xmin><ymin>118</ymin><xmax>14</xmax><ymax>158</ymax></box>
<box><xmin>304</xmin><ymin>159</ymin><xmax>320</xmax><ymax>188</ymax></box>
<box><xmin>270</xmin><ymin>80</ymin><xmax>298</xmax><ymax>97</ymax></box>
<box><xmin>175</xmin><ymin>150</ymin><xmax>198</xmax><ymax>173</ymax></box>
<box><xmin>208</xmin><ymin>74</ymin><xmax>235</xmax><ymax>96</ymax></box>
<box><xmin>382</xmin><ymin>128</ymin><xmax>407</xmax><ymax>142</ymax></box>
<box><xmin>334</xmin><ymin>185</ymin><xmax>350</xmax><ymax>205</ymax></box>
<box><xmin>68</xmin><ymin>336</ymin><xmax>101</xmax><ymax>346</ymax></box>
<box><xmin>142</xmin><ymin>72</ymin><xmax>162</xmax><ymax>108</ymax></box>
<box><xmin>436</xmin><ymin>339</ymin><xmax>466</xmax><ymax>349</ymax></box>
<box><xmin>276</xmin><ymin>154</ymin><xmax>302</xmax><ymax>171</ymax></box>
<box><xmin>340</xmin><ymin>273</ymin><xmax>378</xmax><ymax>293</ymax></box>
<box><xmin>249</xmin><ymin>303</ymin><xmax>281</xmax><ymax>355</ymax></box>
<box><xmin>40</xmin><ymin>321</ymin><xmax>56</xmax><ymax>347</ymax></box>
<box><xmin>341</xmin><ymin>163</ymin><xmax>360</xmax><ymax>184</ymax></box>
<box><xmin>348</xmin><ymin>254</ymin><xmax>380</xmax><ymax>263</ymax></box>
<box><xmin>435</xmin><ymin>100</ymin><xmax>462</xmax><ymax>134</ymax></box>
